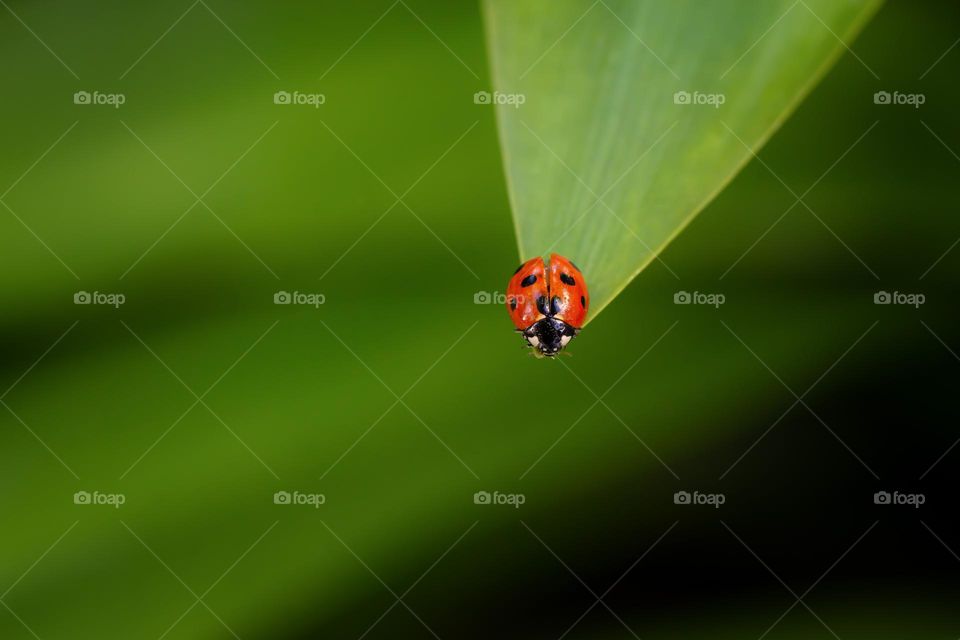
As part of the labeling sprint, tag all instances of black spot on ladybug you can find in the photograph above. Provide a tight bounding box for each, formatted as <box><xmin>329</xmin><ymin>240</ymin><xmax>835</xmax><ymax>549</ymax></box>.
<box><xmin>509</xmin><ymin>297</ymin><xmax>517</xmax><ymax>311</ymax></box>
<box><xmin>560</xmin><ymin>273</ymin><xmax>575</xmax><ymax>286</ymax></box>
<box><xmin>570</xmin><ymin>261</ymin><xmax>581</xmax><ymax>272</ymax></box>
<box><xmin>580</xmin><ymin>295</ymin><xmax>586</xmax><ymax>308</ymax></box>
<box><xmin>514</xmin><ymin>264</ymin><xmax>524</xmax><ymax>275</ymax></box>
<box><xmin>551</xmin><ymin>296</ymin><xmax>564</xmax><ymax>315</ymax></box>
<box><xmin>536</xmin><ymin>295</ymin><xmax>549</xmax><ymax>315</ymax></box>
<box><xmin>521</xmin><ymin>274</ymin><xmax>537</xmax><ymax>287</ymax></box>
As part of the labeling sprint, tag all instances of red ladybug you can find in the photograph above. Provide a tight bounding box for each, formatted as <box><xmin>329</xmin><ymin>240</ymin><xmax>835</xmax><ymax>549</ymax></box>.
<box><xmin>506</xmin><ymin>253</ymin><xmax>589</xmax><ymax>357</ymax></box>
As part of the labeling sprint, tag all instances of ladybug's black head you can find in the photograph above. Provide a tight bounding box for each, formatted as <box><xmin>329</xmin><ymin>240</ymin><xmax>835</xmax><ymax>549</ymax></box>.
<box><xmin>523</xmin><ymin>317</ymin><xmax>577</xmax><ymax>357</ymax></box>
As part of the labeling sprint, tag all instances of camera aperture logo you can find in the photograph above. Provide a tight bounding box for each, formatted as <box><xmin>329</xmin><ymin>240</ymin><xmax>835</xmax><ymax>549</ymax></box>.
<box><xmin>674</xmin><ymin>290</ymin><xmax>725</xmax><ymax>308</ymax></box>
<box><xmin>273</xmin><ymin>490</ymin><xmax>326</xmax><ymax>508</ymax></box>
<box><xmin>674</xmin><ymin>490</ymin><xmax>725</xmax><ymax>508</ymax></box>
<box><xmin>273</xmin><ymin>90</ymin><xmax>326</xmax><ymax>108</ymax></box>
<box><xmin>874</xmin><ymin>490</ymin><xmax>924</xmax><ymax>508</ymax></box>
<box><xmin>873</xmin><ymin>91</ymin><xmax>924</xmax><ymax>108</ymax></box>
<box><xmin>874</xmin><ymin>290</ymin><xmax>924</xmax><ymax>308</ymax></box>
<box><xmin>473</xmin><ymin>490</ymin><xmax>525</xmax><ymax>509</ymax></box>
<box><xmin>74</xmin><ymin>490</ymin><xmax>126</xmax><ymax>508</ymax></box>
<box><xmin>673</xmin><ymin>90</ymin><xmax>725</xmax><ymax>108</ymax></box>
<box><xmin>73</xmin><ymin>90</ymin><xmax>126</xmax><ymax>108</ymax></box>
<box><xmin>274</xmin><ymin>290</ymin><xmax>326</xmax><ymax>308</ymax></box>
<box><xmin>74</xmin><ymin>291</ymin><xmax>125</xmax><ymax>308</ymax></box>
<box><xmin>473</xmin><ymin>91</ymin><xmax>525</xmax><ymax>108</ymax></box>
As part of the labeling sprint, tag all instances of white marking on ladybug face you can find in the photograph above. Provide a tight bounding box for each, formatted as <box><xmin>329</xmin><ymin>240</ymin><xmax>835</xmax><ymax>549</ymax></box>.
<box><xmin>560</xmin><ymin>335</ymin><xmax>572</xmax><ymax>348</ymax></box>
<box><xmin>527</xmin><ymin>335</ymin><xmax>540</xmax><ymax>349</ymax></box>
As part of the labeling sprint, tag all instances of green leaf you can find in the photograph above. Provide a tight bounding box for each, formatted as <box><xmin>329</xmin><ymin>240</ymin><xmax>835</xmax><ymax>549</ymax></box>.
<box><xmin>484</xmin><ymin>0</ymin><xmax>882</xmax><ymax>321</ymax></box>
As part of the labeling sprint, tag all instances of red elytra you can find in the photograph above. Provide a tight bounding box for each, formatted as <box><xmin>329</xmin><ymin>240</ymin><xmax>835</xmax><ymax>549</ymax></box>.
<box><xmin>506</xmin><ymin>253</ymin><xmax>589</xmax><ymax>356</ymax></box>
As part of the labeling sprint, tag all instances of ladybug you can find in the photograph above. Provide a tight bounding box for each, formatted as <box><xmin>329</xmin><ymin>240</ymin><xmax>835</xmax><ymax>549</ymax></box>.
<box><xmin>506</xmin><ymin>253</ymin><xmax>589</xmax><ymax>357</ymax></box>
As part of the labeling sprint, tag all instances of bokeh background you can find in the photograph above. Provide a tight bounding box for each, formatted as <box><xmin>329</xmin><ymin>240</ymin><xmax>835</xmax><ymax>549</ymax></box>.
<box><xmin>1</xmin><ymin>1</ymin><xmax>958</xmax><ymax>638</ymax></box>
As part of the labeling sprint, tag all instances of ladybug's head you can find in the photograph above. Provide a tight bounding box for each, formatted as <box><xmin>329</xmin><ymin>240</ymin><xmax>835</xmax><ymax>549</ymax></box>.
<box><xmin>523</xmin><ymin>317</ymin><xmax>577</xmax><ymax>357</ymax></box>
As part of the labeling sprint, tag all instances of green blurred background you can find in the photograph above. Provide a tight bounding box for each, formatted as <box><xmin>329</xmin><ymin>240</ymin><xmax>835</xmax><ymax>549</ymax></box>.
<box><xmin>1</xmin><ymin>1</ymin><xmax>958</xmax><ymax>638</ymax></box>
